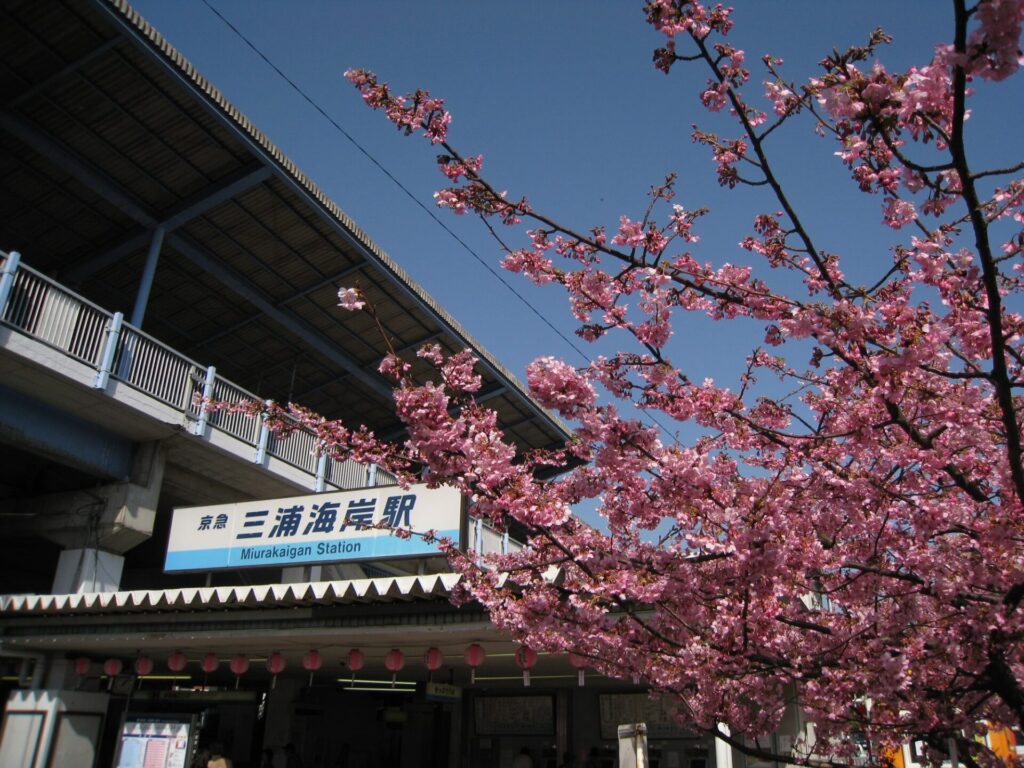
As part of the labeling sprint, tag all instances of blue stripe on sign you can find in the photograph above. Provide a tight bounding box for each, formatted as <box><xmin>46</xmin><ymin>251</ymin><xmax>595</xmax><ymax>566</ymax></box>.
<box><xmin>164</xmin><ymin>529</ymin><xmax>461</xmax><ymax>572</ymax></box>
<box><xmin>164</xmin><ymin>547</ymin><xmax>232</xmax><ymax>571</ymax></box>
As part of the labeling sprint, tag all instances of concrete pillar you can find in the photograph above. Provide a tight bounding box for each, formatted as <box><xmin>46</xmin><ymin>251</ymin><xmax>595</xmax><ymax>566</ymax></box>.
<box><xmin>52</xmin><ymin>549</ymin><xmax>124</xmax><ymax>593</ymax></box>
<box><xmin>10</xmin><ymin>442</ymin><xmax>165</xmax><ymax>556</ymax></box>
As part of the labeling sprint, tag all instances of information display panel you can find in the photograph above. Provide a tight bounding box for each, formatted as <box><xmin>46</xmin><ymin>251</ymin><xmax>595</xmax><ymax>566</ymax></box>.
<box><xmin>113</xmin><ymin>714</ymin><xmax>195</xmax><ymax>768</ymax></box>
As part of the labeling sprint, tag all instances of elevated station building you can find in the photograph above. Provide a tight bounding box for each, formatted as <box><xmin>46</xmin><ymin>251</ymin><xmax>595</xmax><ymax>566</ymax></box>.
<box><xmin>0</xmin><ymin>2</ymin><xmax>731</xmax><ymax>767</ymax></box>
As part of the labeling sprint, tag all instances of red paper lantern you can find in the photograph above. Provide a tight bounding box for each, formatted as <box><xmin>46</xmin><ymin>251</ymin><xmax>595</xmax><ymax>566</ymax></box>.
<box><xmin>384</xmin><ymin>648</ymin><xmax>404</xmax><ymax>688</ymax></box>
<box><xmin>568</xmin><ymin>652</ymin><xmax>587</xmax><ymax>687</ymax></box>
<box><xmin>346</xmin><ymin>648</ymin><xmax>365</xmax><ymax>686</ymax></box>
<box><xmin>167</xmin><ymin>651</ymin><xmax>188</xmax><ymax>673</ymax></box>
<box><xmin>229</xmin><ymin>654</ymin><xmax>250</xmax><ymax>675</ymax></box>
<box><xmin>266</xmin><ymin>652</ymin><xmax>286</xmax><ymax>675</ymax></box>
<box><xmin>74</xmin><ymin>657</ymin><xmax>91</xmax><ymax>676</ymax></box>
<box><xmin>229</xmin><ymin>654</ymin><xmax>249</xmax><ymax>689</ymax></box>
<box><xmin>201</xmin><ymin>653</ymin><xmax>219</xmax><ymax>674</ymax></box>
<box><xmin>347</xmin><ymin>648</ymin><xmax>365</xmax><ymax>672</ymax></box>
<box><xmin>267</xmin><ymin>652</ymin><xmax>285</xmax><ymax>688</ymax></box>
<box><xmin>514</xmin><ymin>646</ymin><xmax>538</xmax><ymax>687</ymax></box>
<box><xmin>423</xmin><ymin>647</ymin><xmax>444</xmax><ymax>676</ymax></box>
<box><xmin>464</xmin><ymin>643</ymin><xmax>486</xmax><ymax>685</ymax></box>
<box><xmin>302</xmin><ymin>650</ymin><xmax>322</xmax><ymax>672</ymax></box>
<box><xmin>103</xmin><ymin>658</ymin><xmax>122</xmax><ymax>690</ymax></box>
<box><xmin>302</xmin><ymin>650</ymin><xmax>322</xmax><ymax>687</ymax></box>
<box><xmin>134</xmin><ymin>655</ymin><xmax>154</xmax><ymax>676</ymax></box>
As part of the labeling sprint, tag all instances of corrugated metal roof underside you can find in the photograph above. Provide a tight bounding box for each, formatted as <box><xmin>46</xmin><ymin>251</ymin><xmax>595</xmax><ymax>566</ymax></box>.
<box><xmin>0</xmin><ymin>0</ymin><xmax>572</xmax><ymax>453</ymax></box>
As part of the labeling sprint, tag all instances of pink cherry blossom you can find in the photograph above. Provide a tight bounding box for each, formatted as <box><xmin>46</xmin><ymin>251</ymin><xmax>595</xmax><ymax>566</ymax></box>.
<box><xmin>336</xmin><ymin>287</ymin><xmax>365</xmax><ymax>311</ymax></box>
<box><xmin>320</xmin><ymin>5</ymin><xmax>1024</xmax><ymax>764</ymax></box>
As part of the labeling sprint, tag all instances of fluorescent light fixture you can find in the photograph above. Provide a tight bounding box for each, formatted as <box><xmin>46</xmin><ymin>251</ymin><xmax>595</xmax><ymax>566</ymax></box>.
<box><xmin>474</xmin><ymin>674</ymin><xmax>578</xmax><ymax>682</ymax></box>
<box><xmin>342</xmin><ymin>686</ymin><xmax>416</xmax><ymax>693</ymax></box>
<box><xmin>335</xmin><ymin>679</ymin><xmax>415</xmax><ymax>692</ymax></box>
<box><xmin>139</xmin><ymin>675</ymin><xmax>192</xmax><ymax>681</ymax></box>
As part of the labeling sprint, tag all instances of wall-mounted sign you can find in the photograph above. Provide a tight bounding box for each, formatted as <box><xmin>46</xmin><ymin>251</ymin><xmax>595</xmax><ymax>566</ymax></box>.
<box><xmin>165</xmin><ymin>483</ymin><xmax>464</xmax><ymax>572</ymax></box>
<box><xmin>474</xmin><ymin>696</ymin><xmax>554</xmax><ymax>735</ymax></box>
<box><xmin>425</xmin><ymin>682</ymin><xmax>462</xmax><ymax>702</ymax></box>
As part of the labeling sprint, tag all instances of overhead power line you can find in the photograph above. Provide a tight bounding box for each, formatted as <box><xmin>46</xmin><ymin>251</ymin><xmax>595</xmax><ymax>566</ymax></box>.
<box><xmin>197</xmin><ymin>0</ymin><xmax>675</xmax><ymax>440</ymax></box>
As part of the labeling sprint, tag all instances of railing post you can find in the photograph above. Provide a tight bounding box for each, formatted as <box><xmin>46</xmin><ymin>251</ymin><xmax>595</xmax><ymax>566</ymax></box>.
<box><xmin>367</xmin><ymin>463</ymin><xmax>378</xmax><ymax>487</ymax></box>
<box><xmin>315</xmin><ymin>453</ymin><xmax>327</xmax><ymax>492</ymax></box>
<box><xmin>0</xmin><ymin>251</ymin><xmax>21</xmax><ymax>318</ymax></box>
<box><xmin>254</xmin><ymin>399</ymin><xmax>271</xmax><ymax>464</ymax></box>
<box><xmin>94</xmin><ymin>311</ymin><xmax>123</xmax><ymax>390</ymax></box>
<box><xmin>502</xmin><ymin>530</ymin><xmax>510</xmax><ymax>555</ymax></box>
<box><xmin>193</xmin><ymin>365</ymin><xmax>217</xmax><ymax>437</ymax></box>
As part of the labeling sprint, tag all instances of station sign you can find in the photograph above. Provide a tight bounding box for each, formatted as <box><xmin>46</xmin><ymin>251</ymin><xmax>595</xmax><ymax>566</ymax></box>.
<box><xmin>165</xmin><ymin>483</ymin><xmax>464</xmax><ymax>572</ymax></box>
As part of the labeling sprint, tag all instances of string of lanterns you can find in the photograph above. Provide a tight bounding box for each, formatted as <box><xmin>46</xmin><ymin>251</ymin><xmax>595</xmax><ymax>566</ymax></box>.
<box><xmin>73</xmin><ymin>644</ymin><xmax>616</xmax><ymax>689</ymax></box>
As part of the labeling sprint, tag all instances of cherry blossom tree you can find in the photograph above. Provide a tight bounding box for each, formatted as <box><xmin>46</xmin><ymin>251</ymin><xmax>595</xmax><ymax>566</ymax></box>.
<box><xmin>273</xmin><ymin>1</ymin><xmax>1024</xmax><ymax>764</ymax></box>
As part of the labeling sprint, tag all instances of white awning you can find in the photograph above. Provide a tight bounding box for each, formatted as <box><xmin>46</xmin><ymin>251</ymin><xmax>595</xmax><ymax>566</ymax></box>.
<box><xmin>0</xmin><ymin>572</ymin><xmax>463</xmax><ymax>616</ymax></box>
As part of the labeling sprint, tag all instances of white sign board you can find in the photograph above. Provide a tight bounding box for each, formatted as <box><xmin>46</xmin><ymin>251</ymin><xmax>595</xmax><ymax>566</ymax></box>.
<box><xmin>165</xmin><ymin>483</ymin><xmax>463</xmax><ymax>572</ymax></box>
<box><xmin>114</xmin><ymin>716</ymin><xmax>193</xmax><ymax>768</ymax></box>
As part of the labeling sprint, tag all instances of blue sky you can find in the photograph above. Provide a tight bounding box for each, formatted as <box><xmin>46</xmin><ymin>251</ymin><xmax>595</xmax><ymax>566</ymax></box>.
<box><xmin>130</xmin><ymin>1</ymin><xmax>1023</xmax><ymax>444</ymax></box>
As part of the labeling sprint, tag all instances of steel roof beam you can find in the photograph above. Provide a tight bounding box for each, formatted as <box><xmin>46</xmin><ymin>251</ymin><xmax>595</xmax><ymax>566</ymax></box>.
<box><xmin>187</xmin><ymin>257</ymin><xmax>370</xmax><ymax>354</ymax></box>
<box><xmin>3</xmin><ymin>36</ymin><xmax>121</xmax><ymax>110</ymax></box>
<box><xmin>89</xmin><ymin>0</ymin><xmax>571</xmax><ymax>444</ymax></box>
<box><xmin>63</xmin><ymin>164</ymin><xmax>272</xmax><ymax>283</ymax></box>
<box><xmin>0</xmin><ymin>110</ymin><xmax>158</xmax><ymax>227</ymax></box>
<box><xmin>288</xmin><ymin>328</ymin><xmax>449</xmax><ymax>405</ymax></box>
<box><xmin>0</xmin><ymin>111</ymin><xmax>395</xmax><ymax>401</ymax></box>
<box><xmin>168</xmin><ymin>232</ymin><xmax>396</xmax><ymax>401</ymax></box>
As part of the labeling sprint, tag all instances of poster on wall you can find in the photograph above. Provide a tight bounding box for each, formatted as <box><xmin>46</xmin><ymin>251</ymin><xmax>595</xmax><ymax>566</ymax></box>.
<box><xmin>165</xmin><ymin>483</ymin><xmax>465</xmax><ymax>572</ymax></box>
<box><xmin>598</xmin><ymin>694</ymin><xmax>698</xmax><ymax>740</ymax></box>
<box><xmin>113</xmin><ymin>715</ymin><xmax>195</xmax><ymax>768</ymax></box>
<box><xmin>474</xmin><ymin>696</ymin><xmax>554</xmax><ymax>735</ymax></box>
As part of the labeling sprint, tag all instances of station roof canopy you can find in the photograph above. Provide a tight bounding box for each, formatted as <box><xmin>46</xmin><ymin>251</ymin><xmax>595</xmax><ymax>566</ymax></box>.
<box><xmin>0</xmin><ymin>0</ymin><xmax>572</xmax><ymax>453</ymax></box>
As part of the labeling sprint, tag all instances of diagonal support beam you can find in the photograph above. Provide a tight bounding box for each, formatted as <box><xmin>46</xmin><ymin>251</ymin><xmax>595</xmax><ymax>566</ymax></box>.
<box><xmin>0</xmin><ymin>110</ymin><xmax>157</xmax><ymax>226</ymax></box>
<box><xmin>169</xmin><ymin>232</ymin><xmax>395</xmax><ymax>401</ymax></box>
<box><xmin>0</xmin><ymin>110</ymin><xmax>395</xmax><ymax>402</ymax></box>
<box><xmin>63</xmin><ymin>164</ymin><xmax>272</xmax><ymax>284</ymax></box>
<box><xmin>89</xmin><ymin>0</ymin><xmax>573</xmax><ymax>446</ymax></box>
<box><xmin>189</xmin><ymin>258</ymin><xmax>369</xmax><ymax>353</ymax></box>
<box><xmin>290</xmin><ymin>329</ymin><xmax>448</xmax><ymax>404</ymax></box>
<box><xmin>158</xmin><ymin>164</ymin><xmax>272</xmax><ymax>231</ymax></box>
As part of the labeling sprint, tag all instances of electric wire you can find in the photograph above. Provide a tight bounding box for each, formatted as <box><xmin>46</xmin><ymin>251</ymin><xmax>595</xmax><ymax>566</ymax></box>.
<box><xmin>196</xmin><ymin>0</ymin><xmax>676</xmax><ymax>440</ymax></box>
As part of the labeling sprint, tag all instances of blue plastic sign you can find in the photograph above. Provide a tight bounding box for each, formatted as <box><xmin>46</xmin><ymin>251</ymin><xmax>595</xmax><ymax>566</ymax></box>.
<box><xmin>164</xmin><ymin>483</ymin><xmax>463</xmax><ymax>572</ymax></box>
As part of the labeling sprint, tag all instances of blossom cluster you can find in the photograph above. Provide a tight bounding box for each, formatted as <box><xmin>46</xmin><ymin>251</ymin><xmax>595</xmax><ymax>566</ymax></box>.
<box><xmin>319</xmin><ymin>3</ymin><xmax>1024</xmax><ymax>764</ymax></box>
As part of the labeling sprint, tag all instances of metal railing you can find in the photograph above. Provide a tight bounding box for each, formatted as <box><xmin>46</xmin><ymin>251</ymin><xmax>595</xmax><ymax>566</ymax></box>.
<box><xmin>471</xmin><ymin>516</ymin><xmax>524</xmax><ymax>557</ymax></box>
<box><xmin>0</xmin><ymin>251</ymin><xmax>384</xmax><ymax>492</ymax></box>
